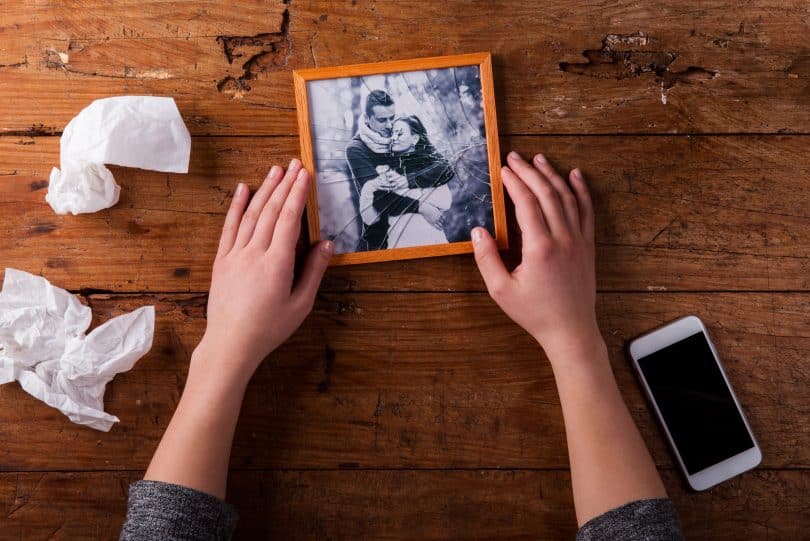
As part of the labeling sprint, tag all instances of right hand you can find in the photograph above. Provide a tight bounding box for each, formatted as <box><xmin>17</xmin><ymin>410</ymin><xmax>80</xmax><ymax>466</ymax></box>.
<box><xmin>383</xmin><ymin>169</ymin><xmax>410</xmax><ymax>191</ymax></box>
<box><xmin>472</xmin><ymin>151</ymin><xmax>600</xmax><ymax>361</ymax></box>
<box><xmin>419</xmin><ymin>202</ymin><xmax>445</xmax><ymax>229</ymax></box>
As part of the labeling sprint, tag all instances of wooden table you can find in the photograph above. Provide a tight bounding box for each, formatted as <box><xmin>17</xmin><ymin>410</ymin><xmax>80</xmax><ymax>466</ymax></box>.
<box><xmin>1</xmin><ymin>1</ymin><xmax>808</xmax><ymax>539</ymax></box>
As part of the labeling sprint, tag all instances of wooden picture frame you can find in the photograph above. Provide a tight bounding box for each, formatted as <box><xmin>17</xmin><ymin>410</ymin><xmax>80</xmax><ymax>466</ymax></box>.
<box><xmin>293</xmin><ymin>52</ymin><xmax>507</xmax><ymax>266</ymax></box>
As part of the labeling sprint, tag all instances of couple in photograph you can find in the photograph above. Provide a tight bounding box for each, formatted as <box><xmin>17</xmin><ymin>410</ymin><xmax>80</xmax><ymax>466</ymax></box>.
<box><xmin>345</xmin><ymin>90</ymin><xmax>456</xmax><ymax>251</ymax></box>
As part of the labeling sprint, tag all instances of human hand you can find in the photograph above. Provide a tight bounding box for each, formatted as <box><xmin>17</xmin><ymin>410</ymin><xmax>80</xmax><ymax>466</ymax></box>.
<box><xmin>373</xmin><ymin>174</ymin><xmax>394</xmax><ymax>190</ymax></box>
<box><xmin>472</xmin><ymin>151</ymin><xmax>600</xmax><ymax>362</ymax></box>
<box><xmin>193</xmin><ymin>159</ymin><xmax>333</xmax><ymax>386</ymax></box>
<box><xmin>370</xmin><ymin>167</ymin><xmax>394</xmax><ymax>190</ymax></box>
<box><xmin>419</xmin><ymin>201</ymin><xmax>445</xmax><ymax>230</ymax></box>
<box><xmin>384</xmin><ymin>169</ymin><xmax>410</xmax><ymax>191</ymax></box>
<box><xmin>373</xmin><ymin>167</ymin><xmax>409</xmax><ymax>191</ymax></box>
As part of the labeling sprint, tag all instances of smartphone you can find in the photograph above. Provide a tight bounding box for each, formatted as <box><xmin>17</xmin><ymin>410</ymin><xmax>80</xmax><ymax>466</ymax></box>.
<box><xmin>628</xmin><ymin>315</ymin><xmax>761</xmax><ymax>490</ymax></box>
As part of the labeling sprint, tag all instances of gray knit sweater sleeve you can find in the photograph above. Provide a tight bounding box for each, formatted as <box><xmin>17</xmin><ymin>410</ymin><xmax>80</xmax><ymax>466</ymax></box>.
<box><xmin>120</xmin><ymin>482</ymin><xmax>682</xmax><ymax>540</ymax></box>
<box><xmin>120</xmin><ymin>480</ymin><xmax>239</xmax><ymax>541</ymax></box>
<box><xmin>576</xmin><ymin>498</ymin><xmax>684</xmax><ymax>540</ymax></box>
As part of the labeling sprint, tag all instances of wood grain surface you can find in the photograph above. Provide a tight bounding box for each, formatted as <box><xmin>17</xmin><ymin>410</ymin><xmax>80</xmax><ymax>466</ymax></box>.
<box><xmin>1</xmin><ymin>1</ymin><xmax>809</xmax><ymax>135</ymax></box>
<box><xmin>2</xmin><ymin>135</ymin><xmax>808</xmax><ymax>292</ymax></box>
<box><xmin>0</xmin><ymin>0</ymin><xmax>808</xmax><ymax>539</ymax></box>
<box><xmin>0</xmin><ymin>292</ymin><xmax>806</xmax><ymax>474</ymax></box>
<box><xmin>0</xmin><ymin>470</ymin><xmax>807</xmax><ymax>540</ymax></box>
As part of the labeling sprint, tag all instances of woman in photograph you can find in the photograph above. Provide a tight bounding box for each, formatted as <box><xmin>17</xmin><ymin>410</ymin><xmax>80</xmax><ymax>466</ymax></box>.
<box><xmin>359</xmin><ymin>115</ymin><xmax>456</xmax><ymax>249</ymax></box>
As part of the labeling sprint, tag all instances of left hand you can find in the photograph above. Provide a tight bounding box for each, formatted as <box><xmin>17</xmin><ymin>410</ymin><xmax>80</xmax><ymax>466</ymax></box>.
<box><xmin>382</xmin><ymin>169</ymin><xmax>410</xmax><ymax>191</ymax></box>
<box><xmin>419</xmin><ymin>201</ymin><xmax>445</xmax><ymax>229</ymax></box>
<box><xmin>193</xmin><ymin>159</ymin><xmax>333</xmax><ymax>384</ymax></box>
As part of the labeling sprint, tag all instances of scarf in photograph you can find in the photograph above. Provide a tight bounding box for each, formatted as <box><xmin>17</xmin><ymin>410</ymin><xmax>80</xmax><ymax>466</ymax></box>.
<box><xmin>357</xmin><ymin>116</ymin><xmax>391</xmax><ymax>154</ymax></box>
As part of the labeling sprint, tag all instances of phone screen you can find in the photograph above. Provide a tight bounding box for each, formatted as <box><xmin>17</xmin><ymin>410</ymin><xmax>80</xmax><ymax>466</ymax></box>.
<box><xmin>637</xmin><ymin>331</ymin><xmax>754</xmax><ymax>474</ymax></box>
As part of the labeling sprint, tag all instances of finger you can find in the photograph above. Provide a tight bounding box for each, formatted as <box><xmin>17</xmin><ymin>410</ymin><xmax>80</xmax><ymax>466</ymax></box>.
<box><xmin>501</xmin><ymin>165</ymin><xmax>549</xmax><ymax>244</ymax></box>
<box><xmin>569</xmin><ymin>168</ymin><xmax>595</xmax><ymax>242</ymax></box>
<box><xmin>216</xmin><ymin>182</ymin><xmax>249</xmax><ymax>259</ymax></box>
<box><xmin>506</xmin><ymin>152</ymin><xmax>568</xmax><ymax>237</ymax></box>
<box><xmin>234</xmin><ymin>164</ymin><xmax>285</xmax><ymax>248</ymax></box>
<box><xmin>291</xmin><ymin>240</ymin><xmax>334</xmax><ymax>311</ymax></box>
<box><xmin>472</xmin><ymin>227</ymin><xmax>512</xmax><ymax>299</ymax></box>
<box><xmin>251</xmin><ymin>160</ymin><xmax>303</xmax><ymax>250</ymax></box>
<box><xmin>533</xmin><ymin>153</ymin><xmax>580</xmax><ymax>233</ymax></box>
<box><xmin>266</xmin><ymin>168</ymin><xmax>310</xmax><ymax>254</ymax></box>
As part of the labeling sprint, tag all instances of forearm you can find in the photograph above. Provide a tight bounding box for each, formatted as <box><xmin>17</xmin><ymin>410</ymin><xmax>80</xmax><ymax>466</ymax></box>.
<box><xmin>372</xmin><ymin>190</ymin><xmax>419</xmax><ymax>215</ymax></box>
<box><xmin>547</xmin><ymin>335</ymin><xmax>667</xmax><ymax>526</ymax></box>
<box><xmin>359</xmin><ymin>180</ymin><xmax>383</xmax><ymax>225</ymax></box>
<box><xmin>135</xmin><ymin>161</ymin><xmax>331</xmax><ymax>509</ymax></box>
<box><xmin>399</xmin><ymin>187</ymin><xmax>450</xmax><ymax>210</ymax></box>
<box><xmin>346</xmin><ymin>148</ymin><xmax>377</xmax><ymax>190</ymax></box>
<box><xmin>143</xmin><ymin>344</ymin><xmax>249</xmax><ymax>500</ymax></box>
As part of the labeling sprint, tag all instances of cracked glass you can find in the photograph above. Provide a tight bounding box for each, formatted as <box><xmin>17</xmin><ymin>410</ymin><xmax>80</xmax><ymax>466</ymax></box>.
<box><xmin>306</xmin><ymin>65</ymin><xmax>495</xmax><ymax>255</ymax></box>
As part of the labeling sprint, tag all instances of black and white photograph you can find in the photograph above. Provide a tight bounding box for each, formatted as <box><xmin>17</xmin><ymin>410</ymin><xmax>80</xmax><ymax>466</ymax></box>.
<box><xmin>299</xmin><ymin>59</ymin><xmax>503</xmax><ymax>262</ymax></box>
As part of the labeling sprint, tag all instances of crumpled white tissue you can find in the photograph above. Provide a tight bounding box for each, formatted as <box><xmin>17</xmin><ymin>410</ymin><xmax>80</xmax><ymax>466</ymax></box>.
<box><xmin>0</xmin><ymin>268</ymin><xmax>154</xmax><ymax>431</ymax></box>
<box><xmin>47</xmin><ymin>95</ymin><xmax>191</xmax><ymax>215</ymax></box>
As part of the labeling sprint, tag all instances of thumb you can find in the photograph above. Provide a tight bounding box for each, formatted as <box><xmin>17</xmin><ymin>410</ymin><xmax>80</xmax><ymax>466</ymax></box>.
<box><xmin>293</xmin><ymin>240</ymin><xmax>333</xmax><ymax>308</ymax></box>
<box><xmin>471</xmin><ymin>227</ymin><xmax>510</xmax><ymax>296</ymax></box>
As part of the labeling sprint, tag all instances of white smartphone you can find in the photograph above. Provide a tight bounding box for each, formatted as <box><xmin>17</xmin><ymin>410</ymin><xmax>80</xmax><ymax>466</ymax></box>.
<box><xmin>628</xmin><ymin>315</ymin><xmax>761</xmax><ymax>491</ymax></box>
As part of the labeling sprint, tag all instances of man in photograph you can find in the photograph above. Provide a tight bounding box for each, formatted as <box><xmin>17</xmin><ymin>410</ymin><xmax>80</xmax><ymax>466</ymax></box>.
<box><xmin>345</xmin><ymin>90</ymin><xmax>420</xmax><ymax>251</ymax></box>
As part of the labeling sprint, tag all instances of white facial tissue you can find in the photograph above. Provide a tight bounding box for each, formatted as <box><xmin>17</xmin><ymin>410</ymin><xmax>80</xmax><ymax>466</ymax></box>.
<box><xmin>46</xmin><ymin>95</ymin><xmax>191</xmax><ymax>215</ymax></box>
<box><xmin>0</xmin><ymin>268</ymin><xmax>155</xmax><ymax>431</ymax></box>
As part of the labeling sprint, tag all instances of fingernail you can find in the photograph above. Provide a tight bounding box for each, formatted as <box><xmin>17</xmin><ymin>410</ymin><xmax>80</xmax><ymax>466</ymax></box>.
<box><xmin>290</xmin><ymin>158</ymin><xmax>301</xmax><ymax>169</ymax></box>
<box><xmin>471</xmin><ymin>228</ymin><xmax>483</xmax><ymax>243</ymax></box>
<box><xmin>501</xmin><ymin>165</ymin><xmax>511</xmax><ymax>176</ymax></box>
<box><xmin>268</xmin><ymin>165</ymin><xmax>281</xmax><ymax>178</ymax></box>
<box><xmin>572</xmin><ymin>168</ymin><xmax>583</xmax><ymax>180</ymax></box>
<box><xmin>296</xmin><ymin>168</ymin><xmax>308</xmax><ymax>182</ymax></box>
<box><xmin>320</xmin><ymin>240</ymin><xmax>334</xmax><ymax>255</ymax></box>
<box><xmin>236</xmin><ymin>182</ymin><xmax>246</xmax><ymax>196</ymax></box>
<box><xmin>507</xmin><ymin>151</ymin><xmax>520</xmax><ymax>160</ymax></box>
<box><xmin>534</xmin><ymin>154</ymin><xmax>547</xmax><ymax>164</ymax></box>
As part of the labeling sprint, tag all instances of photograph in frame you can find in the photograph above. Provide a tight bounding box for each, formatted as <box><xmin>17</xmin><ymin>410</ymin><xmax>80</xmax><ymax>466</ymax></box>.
<box><xmin>293</xmin><ymin>53</ymin><xmax>507</xmax><ymax>266</ymax></box>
